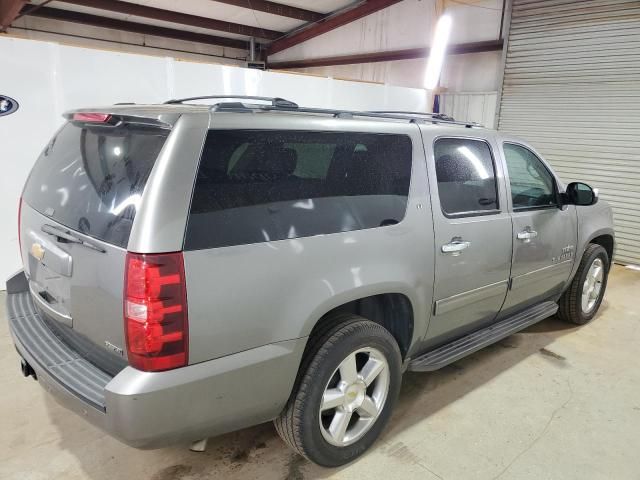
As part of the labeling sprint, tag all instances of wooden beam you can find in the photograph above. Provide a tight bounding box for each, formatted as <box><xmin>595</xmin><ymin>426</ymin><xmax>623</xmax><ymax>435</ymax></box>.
<box><xmin>211</xmin><ymin>0</ymin><xmax>325</xmax><ymax>23</ymax></box>
<box><xmin>22</xmin><ymin>6</ymin><xmax>251</xmax><ymax>50</ymax></box>
<box><xmin>58</xmin><ymin>0</ymin><xmax>283</xmax><ymax>40</ymax></box>
<box><xmin>267</xmin><ymin>0</ymin><xmax>405</xmax><ymax>56</ymax></box>
<box><xmin>0</xmin><ymin>0</ymin><xmax>27</xmax><ymax>30</ymax></box>
<box><xmin>267</xmin><ymin>39</ymin><xmax>504</xmax><ymax>69</ymax></box>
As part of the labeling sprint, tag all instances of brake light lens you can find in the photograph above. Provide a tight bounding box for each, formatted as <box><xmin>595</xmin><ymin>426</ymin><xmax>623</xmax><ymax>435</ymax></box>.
<box><xmin>124</xmin><ymin>252</ymin><xmax>188</xmax><ymax>371</ymax></box>
<box><xmin>73</xmin><ymin>112</ymin><xmax>112</xmax><ymax>123</ymax></box>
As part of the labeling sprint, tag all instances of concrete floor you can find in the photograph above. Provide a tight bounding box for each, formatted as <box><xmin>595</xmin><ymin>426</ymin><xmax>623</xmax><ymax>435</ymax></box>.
<box><xmin>1</xmin><ymin>265</ymin><xmax>639</xmax><ymax>480</ymax></box>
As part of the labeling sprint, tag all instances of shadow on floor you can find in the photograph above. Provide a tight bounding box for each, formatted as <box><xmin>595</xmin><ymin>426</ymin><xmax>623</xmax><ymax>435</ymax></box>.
<box><xmin>42</xmin><ymin>312</ymin><xmax>584</xmax><ymax>480</ymax></box>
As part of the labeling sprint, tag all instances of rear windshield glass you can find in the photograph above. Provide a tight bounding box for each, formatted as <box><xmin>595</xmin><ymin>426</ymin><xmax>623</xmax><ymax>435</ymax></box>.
<box><xmin>23</xmin><ymin>121</ymin><xmax>169</xmax><ymax>248</ymax></box>
<box><xmin>185</xmin><ymin>130</ymin><xmax>412</xmax><ymax>250</ymax></box>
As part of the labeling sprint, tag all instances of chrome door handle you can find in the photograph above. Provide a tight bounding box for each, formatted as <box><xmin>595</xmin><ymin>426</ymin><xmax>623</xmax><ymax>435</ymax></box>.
<box><xmin>442</xmin><ymin>237</ymin><xmax>471</xmax><ymax>255</ymax></box>
<box><xmin>517</xmin><ymin>228</ymin><xmax>538</xmax><ymax>243</ymax></box>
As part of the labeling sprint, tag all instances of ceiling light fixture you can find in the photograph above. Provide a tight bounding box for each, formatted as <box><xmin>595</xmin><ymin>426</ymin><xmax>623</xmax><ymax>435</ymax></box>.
<box><xmin>424</xmin><ymin>14</ymin><xmax>452</xmax><ymax>90</ymax></box>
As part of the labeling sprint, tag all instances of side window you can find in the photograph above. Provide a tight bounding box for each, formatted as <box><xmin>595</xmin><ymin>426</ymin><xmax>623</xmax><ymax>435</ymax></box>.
<box><xmin>503</xmin><ymin>143</ymin><xmax>556</xmax><ymax>210</ymax></box>
<box><xmin>185</xmin><ymin>130</ymin><xmax>412</xmax><ymax>250</ymax></box>
<box><xmin>433</xmin><ymin>138</ymin><xmax>499</xmax><ymax>216</ymax></box>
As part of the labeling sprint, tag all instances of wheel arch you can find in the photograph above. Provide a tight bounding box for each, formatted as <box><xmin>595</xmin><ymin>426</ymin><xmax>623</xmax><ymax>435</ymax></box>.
<box><xmin>303</xmin><ymin>289</ymin><xmax>417</xmax><ymax>360</ymax></box>
<box><xmin>569</xmin><ymin>225</ymin><xmax>615</xmax><ymax>286</ymax></box>
<box><xmin>589</xmin><ymin>233</ymin><xmax>614</xmax><ymax>268</ymax></box>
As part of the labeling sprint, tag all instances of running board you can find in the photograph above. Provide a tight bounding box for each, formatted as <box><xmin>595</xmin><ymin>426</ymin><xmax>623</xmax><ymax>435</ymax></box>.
<box><xmin>408</xmin><ymin>301</ymin><xmax>558</xmax><ymax>372</ymax></box>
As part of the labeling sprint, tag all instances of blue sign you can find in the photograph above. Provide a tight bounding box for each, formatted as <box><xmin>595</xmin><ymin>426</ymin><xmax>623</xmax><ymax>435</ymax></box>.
<box><xmin>0</xmin><ymin>96</ymin><xmax>19</xmax><ymax>117</ymax></box>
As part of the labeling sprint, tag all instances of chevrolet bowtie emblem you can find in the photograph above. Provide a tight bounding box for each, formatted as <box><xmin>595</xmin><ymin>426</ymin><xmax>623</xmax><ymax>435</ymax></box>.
<box><xmin>30</xmin><ymin>243</ymin><xmax>45</xmax><ymax>261</ymax></box>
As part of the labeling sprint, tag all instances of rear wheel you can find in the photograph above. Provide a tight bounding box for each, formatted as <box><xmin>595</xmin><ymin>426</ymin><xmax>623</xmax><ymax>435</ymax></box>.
<box><xmin>275</xmin><ymin>315</ymin><xmax>402</xmax><ymax>467</ymax></box>
<box><xmin>558</xmin><ymin>243</ymin><xmax>609</xmax><ymax>325</ymax></box>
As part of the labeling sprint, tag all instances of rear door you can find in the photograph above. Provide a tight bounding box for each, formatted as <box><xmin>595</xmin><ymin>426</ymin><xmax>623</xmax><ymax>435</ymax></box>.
<box><xmin>498</xmin><ymin>141</ymin><xmax>577</xmax><ymax>315</ymax></box>
<box><xmin>421</xmin><ymin>130</ymin><xmax>512</xmax><ymax>346</ymax></box>
<box><xmin>19</xmin><ymin>113</ymin><xmax>171</xmax><ymax>372</ymax></box>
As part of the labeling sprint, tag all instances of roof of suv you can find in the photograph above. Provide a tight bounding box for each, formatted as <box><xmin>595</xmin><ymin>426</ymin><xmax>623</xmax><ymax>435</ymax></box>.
<box><xmin>69</xmin><ymin>95</ymin><xmax>487</xmax><ymax>130</ymax></box>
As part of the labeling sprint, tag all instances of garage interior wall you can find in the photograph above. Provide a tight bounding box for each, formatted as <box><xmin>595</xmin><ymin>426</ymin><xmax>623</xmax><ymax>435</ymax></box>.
<box><xmin>0</xmin><ymin>35</ymin><xmax>430</xmax><ymax>283</ymax></box>
<box><xmin>270</xmin><ymin>0</ymin><xmax>505</xmax><ymax>125</ymax></box>
<box><xmin>497</xmin><ymin>0</ymin><xmax>640</xmax><ymax>265</ymax></box>
<box><xmin>7</xmin><ymin>1</ymin><xmax>506</xmax><ymax>127</ymax></box>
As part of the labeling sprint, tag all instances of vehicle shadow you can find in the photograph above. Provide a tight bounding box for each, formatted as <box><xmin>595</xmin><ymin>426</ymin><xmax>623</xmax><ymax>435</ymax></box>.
<box><xmin>41</xmin><ymin>313</ymin><xmax>583</xmax><ymax>480</ymax></box>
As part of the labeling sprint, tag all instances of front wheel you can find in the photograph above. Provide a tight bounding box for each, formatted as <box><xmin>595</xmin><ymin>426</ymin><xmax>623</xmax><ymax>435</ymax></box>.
<box><xmin>558</xmin><ymin>243</ymin><xmax>610</xmax><ymax>325</ymax></box>
<box><xmin>274</xmin><ymin>315</ymin><xmax>402</xmax><ymax>467</ymax></box>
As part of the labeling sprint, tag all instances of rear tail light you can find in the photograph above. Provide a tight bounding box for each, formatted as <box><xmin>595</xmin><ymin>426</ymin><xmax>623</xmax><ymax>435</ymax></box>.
<box><xmin>124</xmin><ymin>252</ymin><xmax>188</xmax><ymax>371</ymax></box>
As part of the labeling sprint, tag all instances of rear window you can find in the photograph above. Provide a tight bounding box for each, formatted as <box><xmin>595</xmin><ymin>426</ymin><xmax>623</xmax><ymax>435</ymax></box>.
<box><xmin>434</xmin><ymin>138</ymin><xmax>499</xmax><ymax>216</ymax></box>
<box><xmin>23</xmin><ymin>121</ymin><xmax>169</xmax><ymax>248</ymax></box>
<box><xmin>185</xmin><ymin>130</ymin><xmax>412</xmax><ymax>250</ymax></box>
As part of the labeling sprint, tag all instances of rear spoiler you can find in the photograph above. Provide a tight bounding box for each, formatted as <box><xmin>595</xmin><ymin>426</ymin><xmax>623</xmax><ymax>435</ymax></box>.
<box><xmin>62</xmin><ymin>109</ymin><xmax>180</xmax><ymax>129</ymax></box>
<box><xmin>63</xmin><ymin>111</ymin><xmax>173</xmax><ymax>129</ymax></box>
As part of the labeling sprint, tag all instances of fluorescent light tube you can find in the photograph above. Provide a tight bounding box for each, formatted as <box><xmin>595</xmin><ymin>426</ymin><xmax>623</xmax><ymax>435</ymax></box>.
<box><xmin>424</xmin><ymin>14</ymin><xmax>452</xmax><ymax>90</ymax></box>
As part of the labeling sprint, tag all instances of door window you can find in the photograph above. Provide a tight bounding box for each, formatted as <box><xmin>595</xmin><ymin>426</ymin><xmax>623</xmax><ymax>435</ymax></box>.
<box><xmin>503</xmin><ymin>143</ymin><xmax>557</xmax><ymax>210</ymax></box>
<box><xmin>433</xmin><ymin>138</ymin><xmax>499</xmax><ymax>217</ymax></box>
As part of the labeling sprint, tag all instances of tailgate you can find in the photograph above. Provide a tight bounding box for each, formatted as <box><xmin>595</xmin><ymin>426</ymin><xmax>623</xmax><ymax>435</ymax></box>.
<box><xmin>19</xmin><ymin>113</ymin><xmax>171</xmax><ymax>373</ymax></box>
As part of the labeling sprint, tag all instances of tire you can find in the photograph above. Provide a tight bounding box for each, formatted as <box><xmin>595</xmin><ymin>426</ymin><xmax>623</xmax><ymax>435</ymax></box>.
<box><xmin>558</xmin><ymin>243</ymin><xmax>609</xmax><ymax>325</ymax></box>
<box><xmin>274</xmin><ymin>314</ymin><xmax>402</xmax><ymax>467</ymax></box>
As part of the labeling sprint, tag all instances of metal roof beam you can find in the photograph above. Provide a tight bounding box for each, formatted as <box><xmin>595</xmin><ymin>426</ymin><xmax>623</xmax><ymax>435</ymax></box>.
<box><xmin>211</xmin><ymin>0</ymin><xmax>325</xmax><ymax>23</ymax></box>
<box><xmin>266</xmin><ymin>0</ymin><xmax>405</xmax><ymax>56</ymax></box>
<box><xmin>21</xmin><ymin>5</ymin><xmax>251</xmax><ymax>50</ymax></box>
<box><xmin>268</xmin><ymin>39</ymin><xmax>504</xmax><ymax>69</ymax></box>
<box><xmin>58</xmin><ymin>0</ymin><xmax>282</xmax><ymax>40</ymax></box>
<box><xmin>0</xmin><ymin>0</ymin><xmax>27</xmax><ymax>30</ymax></box>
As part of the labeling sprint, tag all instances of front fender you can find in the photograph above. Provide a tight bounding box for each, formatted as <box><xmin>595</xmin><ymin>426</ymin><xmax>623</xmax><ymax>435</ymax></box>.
<box><xmin>569</xmin><ymin>199</ymin><xmax>615</xmax><ymax>282</ymax></box>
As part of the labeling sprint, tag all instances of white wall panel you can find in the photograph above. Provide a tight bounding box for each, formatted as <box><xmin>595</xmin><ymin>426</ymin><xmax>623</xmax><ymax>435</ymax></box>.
<box><xmin>270</xmin><ymin>0</ymin><xmax>503</xmax><ymax>92</ymax></box>
<box><xmin>269</xmin><ymin>0</ymin><xmax>502</xmax><ymax>62</ymax></box>
<box><xmin>55</xmin><ymin>48</ymin><xmax>171</xmax><ymax>108</ymax></box>
<box><xmin>294</xmin><ymin>49</ymin><xmax>503</xmax><ymax>92</ymax></box>
<box><xmin>1</xmin><ymin>40</ymin><xmax>59</xmax><ymax>288</ymax></box>
<box><xmin>0</xmin><ymin>36</ymin><xmax>429</xmax><ymax>283</ymax></box>
<box><xmin>440</xmin><ymin>92</ymin><xmax>498</xmax><ymax>128</ymax></box>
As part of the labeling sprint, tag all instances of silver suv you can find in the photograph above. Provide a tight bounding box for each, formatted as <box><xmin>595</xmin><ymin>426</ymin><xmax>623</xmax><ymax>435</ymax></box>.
<box><xmin>7</xmin><ymin>96</ymin><xmax>614</xmax><ymax>467</ymax></box>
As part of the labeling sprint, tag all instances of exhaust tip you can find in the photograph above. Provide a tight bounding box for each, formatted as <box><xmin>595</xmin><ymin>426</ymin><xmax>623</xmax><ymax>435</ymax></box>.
<box><xmin>20</xmin><ymin>359</ymin><xmax>37</xmax><ymax>380</ymax></box>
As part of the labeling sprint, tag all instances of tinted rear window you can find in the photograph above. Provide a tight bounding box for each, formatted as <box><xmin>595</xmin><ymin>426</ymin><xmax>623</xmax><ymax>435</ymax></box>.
<box><xmin>185</xmin><ymin>130</ymin><xmax>412</xmax><ymax>250</ymax></box>
<box><xmin>23</xmin><ymin>121</ymin><xmax>169</xmax><ymax>248</ymax></box>
<box><xmin>434</xmin><ymin>138</ymin><xmax>498</xmax><ymax>216</ymax></box>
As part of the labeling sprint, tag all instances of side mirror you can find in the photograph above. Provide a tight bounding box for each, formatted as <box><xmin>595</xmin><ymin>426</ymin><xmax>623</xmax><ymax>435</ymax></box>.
<box><xmin>564</xmin><ymin>182</ymin><xmax>598</xmax><ymax>206</ymax></box>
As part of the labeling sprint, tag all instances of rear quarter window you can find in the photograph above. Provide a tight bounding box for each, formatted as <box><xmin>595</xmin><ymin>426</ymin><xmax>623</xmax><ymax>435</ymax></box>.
<box><xmin>185</xmin><ymin>130</ymin><xmax>413</xmax><ymax>250</ymax></box>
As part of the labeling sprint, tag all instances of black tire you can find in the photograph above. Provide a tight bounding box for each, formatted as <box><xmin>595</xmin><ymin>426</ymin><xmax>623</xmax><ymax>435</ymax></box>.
<box><xmin>558</xmin><ymin>243</ymin><xmax>609</xmax><ymax>325</ymax></box>
<box><xmin>274</xmin><ymin>314</ymin><xmax>402</xmax><ymax>467</ymax></box>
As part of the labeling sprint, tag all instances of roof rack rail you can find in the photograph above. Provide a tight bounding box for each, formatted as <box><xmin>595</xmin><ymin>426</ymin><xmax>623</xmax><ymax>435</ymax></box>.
<box><xmin>370</xmin><ymin>111</ymin><xmax>454</xmax><ymax>121</ymax></box>
<box><xmin>370</xmin><ymin>111</ymin><xmax>481</xmax><ymax>127</ymax></box>
<box><xmin>164</xmin><ymin>95</ymin><xmax>299</xmax><ymax>109</ymax></box>
<box><xmin>163</xmin><ymin>95</ymin><xmax>481</xmax><ymax>128</ymax></box>
<box><xmin>250</xmin><ymin>105</ymin><xmax>479</xmax><ymax>127</ymax></box>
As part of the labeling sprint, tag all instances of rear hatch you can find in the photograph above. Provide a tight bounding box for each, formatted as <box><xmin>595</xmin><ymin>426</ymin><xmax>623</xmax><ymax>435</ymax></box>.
<box><xmin>19</xmin><ymin>111</ymin><xmax>171</xmax><ymax>375</ymax></box>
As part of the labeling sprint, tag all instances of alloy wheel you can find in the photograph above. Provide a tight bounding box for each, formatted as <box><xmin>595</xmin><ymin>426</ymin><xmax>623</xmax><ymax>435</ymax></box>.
<box><xmin>319</xmin><ymin>347</ymin><xmax>390</xmax><ymax>447</ymax></box>
<box><xmin>582</xmin><ymin>257</ymin><xmax>604</xmax><ymax>313</ymax></box>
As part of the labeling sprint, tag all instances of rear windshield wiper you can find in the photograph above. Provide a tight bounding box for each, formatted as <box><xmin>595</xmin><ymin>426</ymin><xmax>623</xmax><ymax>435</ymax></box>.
<box><xmin>41</xmin><ymin>224</ymin><xmax>106</xmax><ymax>253</ymax></box>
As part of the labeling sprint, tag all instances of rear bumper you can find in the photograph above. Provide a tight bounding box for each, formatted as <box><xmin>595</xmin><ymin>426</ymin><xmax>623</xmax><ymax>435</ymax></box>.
<box><xmin>7</xmin><ymin>273</ymin><xmax>306</xmax><ymax>448</ymax></box>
